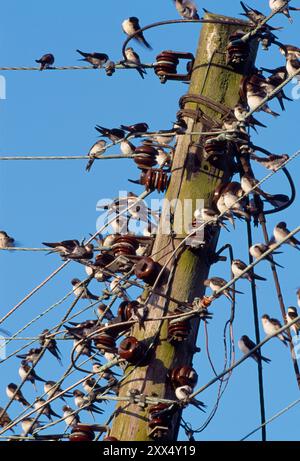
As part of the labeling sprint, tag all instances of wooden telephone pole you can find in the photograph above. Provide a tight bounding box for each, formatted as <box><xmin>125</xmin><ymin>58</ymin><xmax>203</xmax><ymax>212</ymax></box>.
<box><xmin>110</xmin><ymin>13</ymin><xmax>258</xmax><ymax>441</ymax></box>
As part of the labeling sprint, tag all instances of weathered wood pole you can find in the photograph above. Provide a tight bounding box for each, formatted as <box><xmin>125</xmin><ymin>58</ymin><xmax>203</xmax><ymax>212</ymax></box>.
<box><xmin>110</xmin><ymin>13</ymin><xmax>258</xmax><ymax>441</ymax></box>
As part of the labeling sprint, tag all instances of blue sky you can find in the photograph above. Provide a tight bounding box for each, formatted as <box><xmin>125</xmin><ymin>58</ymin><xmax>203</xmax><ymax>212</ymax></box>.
<box><xmin>0</xmin><ymin>0</ymin><xmax>299</xmax><ymax>441</ymax></box>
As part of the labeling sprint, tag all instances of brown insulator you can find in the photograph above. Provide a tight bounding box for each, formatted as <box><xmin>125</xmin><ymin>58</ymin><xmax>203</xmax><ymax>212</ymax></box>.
<box><xmin>111</xmin><ymin>235</ymin><xmax>139</xmax><ymax>258</ymax></box>
<box><xmin>103</xmin><ymin>436</ymin><xmax>119</xmax><ymax>441</ymax></box>
<box><xmin>148</xmin><ymin>423</ymin><xmax>169</xmax><ymax>439</ymax></box>
<box><xmin>154</xmin><ymin>50</ymin><xmax>194</xmax><ymax>84</ymax></box>
<box><xmin>134</xmin><ymin>144</ymin><xmax>158</xmax><ymax>170</ymax></box>
<box><xmin>149</xmin><ymin>403</ymin><xmax>170</xmax><ymax>419</ymax></box>
<box><xmin>93</xmin><ymin>332</ymin><xmax>116</xmax><ymax>351</ymax></box>
<box><xmin>170</xmin><ymin>366</ymin><xmax>198</xmax><ymax>388</ymax></box>
<box><xmin>168</xmin><ymin>309</ymin><xmax>191</xmax><ymax>343</ymax></box>
<box><xmin>105</xmin><ymin>61</ymin><xmax>115</xmax><ymax>77</ymax></box>
<box><xmin>134</xmin><ymin>257</ymin><xmax>161</xmax><ymax>285</ymax></box>
<box><xmin>69</xmin><ymin>425</ymin><xmax>95</xmax><ymax>442</ymax></box>
<box><xmin>118</xmin><ymin>336</ymin><xmax>146</xmax><ymax>364</ymax></box>
<box><xmin>141</xmin><ymin>169</ymin><xmax>169</xmax><ymax>193</ymax></box>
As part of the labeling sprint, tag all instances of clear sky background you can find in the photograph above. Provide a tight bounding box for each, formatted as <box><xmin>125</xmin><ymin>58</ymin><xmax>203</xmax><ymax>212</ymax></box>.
<box><xmin>0</xmin><ymin>0</ymin><xmax>299</xmax><ymax>441</ymax></box>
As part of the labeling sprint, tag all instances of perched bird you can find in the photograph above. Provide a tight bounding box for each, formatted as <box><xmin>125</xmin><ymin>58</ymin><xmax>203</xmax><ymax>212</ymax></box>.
<box><xmin>76</xmin><ymin>50</ymin><xmax>109</xmax><ymax>68</ymax></box>
<box><xmin>246</xmin><ymin>86</ymin><xmax>280</xmax><ymax>117</ymax></box>
<box><xmin>62</xmin><ymin>405</ymin><xmax>80</xmax><ymax>428</ymax></box>
<box><xmin>19</xmin><ymin>360</ymin><xmax>46</xmax><ymax>391</ymax></box>
<box><xmin>34</xmin><ymin>398</ymin><xmax>61</xmax><ymax>421</ymax></box>
<box><xmin>216</xmin><ymin>195</ymin><xmax>236</xmax><ymax>227</ymax></box>
<box><xmin>16</xmin><ymin>347</ymin><xmax>43</xmax><ymax>364</ymax></box>
<box><xmin>6</xmin><ymin>383</ymin><xmax>30</xmax><ymax>407</ymax></box>
<box><xmin>204</xmin><ymin>277</ymin><xmax>243</xmax><ymax>301</ymax></box>
<box><xmin>122</xmin><ymin>17</ymin><xmax>152</xmax><ymax>49</ymax></box>
<box><xmin>231</xmin><ymin>259</ymin><xmax>266</xmax><ymax>283</ymax></box>
<box><xmin>222</xmin><ymin>115</ymin><xmax>246</xmax><ymax>134</ymax></box>
<box><xmin>120</xmin><ymin>122</ymin><xmax>149</xmax><ymax>134</ymax></box>
<box><xmin>240</xmin><ymin>2</ymin><xmax>269</xmax><ymax>23</ymax></box>
<box><xmin>173</xmin><ymin>118</ymin><xmax>188</xmax><ymax>133</ymax></box>
<box><xmin>0</xmin><ymin>407</ymin><xmax>13</xmax><ymax>432</ymax></box>
<box><xmin>73</xmin><ymin>390</ymin><xmax>104</xmax><ymax>419</ymax></box>
<box><xmin>39</xmin><ymin>329</ymin><xmax>62</xmax><ymax>365</ymax></box>
<box><xmin>124</xmin><ymin>47</ymin><xmax>147</xmax><ymax>79</ymax></box>
<box><xmin>250</xmin><ymin>153</ymin><xmax>289</xmax><ymax>171</ymax></box>
<box><xmin>95</xmin><ymin>125</ymin><xmax>125</xmax><ymax>143</ymax></box>
<box><xmin>259</xmin><ymin>74</ymin><xmax>293</xmax><ymax>111</ymax></box>
<box><xmin>44</xmin><ymin>381</ymin><xmax>72</xmax><ymax>402</ymax></box>
<box><xmin>286</xmin><ymin>307</ymin><xmax>300</xmax><ymax>335</ymax></box>
<box><xmin>173</xmin><ymin>0</ymin><xmax>199</xmax><ymax>19</ymax></box>
<box><xmin>155</xmin><ymin>147</ymin><xmax>170</xmax><ymax>168</ymax></box>
<box><xmin>105</xmin><ymin>60</ymin><xmax>116</xmax><ymax>76</ymax></box>
<box><xmin>271</xmin><ymin>222</ymin><xmax>300</xmax><ymax>251</ymax></box>
<box><xmin>233</xmin><ymin>103</ymin><xmax>267</xmax><ymax>130</ymax></box>
<box><xmin>73</xmin><ymin>338</ymin><xmax>94</xmax><ymax>358</ymax></box>
<box><xmin>71</xmin><ymin>279</ymin><xmax>99</xmax><ymax>301</ymax></box>
<box><xmin>83</xmin><ymin>377</ymin><xmax>103</xmax><ymax>394</ymax></box>
<box><xmin>21</xmin><ymin>418</ymin><xmax>42</xmax><ymax>435</ymax></box>
<box><xmin>175</xmin><ymin>386</ymin><xmax>206</xmax><ymax>412</ymax></box>
<box><xmin>0</xmin><ymin>231</ymin><xmax>14</xmax><ymax>248</ymax></box>
<box><xmin>42</xmin><ymin>239</ymin><xmax>94</xmax><ymax>260</ymax></box>
<box><xmin>240</xmin><ymin>2</ymin><xmax>282</xmax><ymax>44</ymax></box>
<box><xmin>86</xmin><ymin>140</ymin><xmax>107</xmax><ymax>172</ymax></box>
<box><xmin>85</xmin><ymin>263</ymin><xmax>108</xmax><ymax>284</ymax></box>
<box><xmin>285</xmin><ymin>54</ymin><xmax>300</xmax><ymax>79</ymax></box>
<box><xmin>223</xmin><ymin>191</ymin><xmax>250</xmax><ymax>220</ymax></box>
<box><xmin>241</xmin><ymin>175</ymin><xmax>288</xmax><ymax>208</ymax></box>
<box><xmin>261</xmin><ymin>314</ymin><xmax>290</xmax><ymax>346</ymax></box>
<box><xmin>194</xmin><ymin>207</ymin><xmax>229</xmax><ymax>231</ymax></box>
<box><xmin>35</xmin><ymin>53</ymin><xmax>54</xmax><ymax>71</ymax></box>
<box><xmin>238</xmin><ymin>335</ymin><xmax>271</xmax><ymax>363</ymax></box>
<box><xmin>269</xmin><ymin>0</ymin><xmax>300</xmax><ymax>23</ymax></box>
<box><xmin>92</xmin><ymin>364</ymin><xmax>120</xmax><ymax>382</ymax></box>
<box><xmin>250</xmin><ymin>243</ymin><xmax>283</xmax><ymax>268</ymax></box>
<box><xmin>120</xmin><ymin>139</ymin><xmax>136</xmax><ymax>155</ymax></box>
<box><xmin>279</xmin><ymin>44</ymin><xmax>300</xmax><ymax>59</ymax></box>
<box><xmin>151</xmin><ymin>131</ymin><xmax>175</xmax><ymax>145</ymax></box>
<box><xmin>65</xmin><ymin>320</ymin><xmax>99</xmax><ymax>339</ymax></box>
<box><xmin>261</xmin><ymin>65</ymin><xmax>287</xmax><ymax>79</ymax></box>
<box><xmin>97</xmin><ymin>303</ymin><xmax>115</xmax><ymax>321</ymax></box>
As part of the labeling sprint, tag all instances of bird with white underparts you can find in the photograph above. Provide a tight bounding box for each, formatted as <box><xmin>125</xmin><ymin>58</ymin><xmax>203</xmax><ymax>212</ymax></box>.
<box><xmin>204</xmin><ymin>277</ymin><xmax>243</xmax><ymax>301</ymax></box>
<box><xmin>286</xmin><ymin>306</ymin><xmax>300</xmax><ymax>335</ymax></box>
<box><xmin>261</xmin><ymin>314</ymin><xmax>290</xmax><ymax>346</ymax></box>
<box><xmin>86</xmin><ymin>140</ymin><xmax>107</xmax><ymax>172</ymax></box>
<box><xmin>173</xmin><ymin>0</ymin><xmax>199</xmax><ymax>19</ymax></box>
<box><xmin>270</xmin><ymin>222</ymin><xmax>300</xmax><ymax>251</ymax></box>
<box><xmin>231</xmin><ymin>259</ymin><xmax>266</xmax><ymax>283</ymax></box>
<box><xmin>124</xmin><ymin>47</ymin><xmax>147</xmax><ymax>79</ymax></box>
<box><xmin>250</xmin><ymin>243</ymin><xmax>284</xmax><ymax>268</ymax></box>
<box><xmin>122</xmin><ymin>17</ymin><xmax>152</xmax><ymax>49</ymax></box>
<box><xmin>269</xmin><ymin>0</ymin><xmax>300</xmax><ymax>23</ymax></box>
